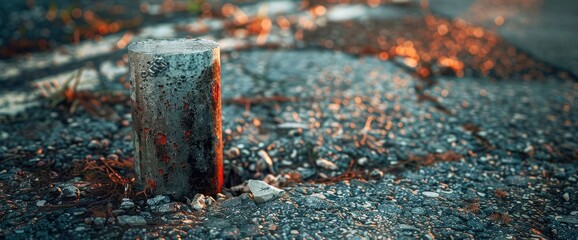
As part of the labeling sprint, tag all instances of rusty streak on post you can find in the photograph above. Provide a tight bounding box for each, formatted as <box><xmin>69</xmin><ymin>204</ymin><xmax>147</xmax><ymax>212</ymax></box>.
<box><xmin>128</xmin><ymin>39</ymin><xmax>223</xmax><ymax>200</ymax></box>
<box><xmin>211</xmin><ymin>48</ymin><xmax>224</xmax><ymax>195</ymax></box>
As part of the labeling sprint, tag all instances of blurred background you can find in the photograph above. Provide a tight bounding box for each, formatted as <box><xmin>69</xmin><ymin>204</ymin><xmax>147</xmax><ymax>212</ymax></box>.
<box><xmin>1</xmin><ymin>0</ymin><xmax>577</xmax><ymax>79</ymax></box>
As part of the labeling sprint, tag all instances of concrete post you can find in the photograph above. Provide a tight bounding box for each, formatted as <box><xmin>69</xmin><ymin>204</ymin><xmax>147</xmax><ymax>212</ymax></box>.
<box><xmin>128</xmin><ymin>39</ymin><xmax>223</xmax><ymax>199</ymax></box>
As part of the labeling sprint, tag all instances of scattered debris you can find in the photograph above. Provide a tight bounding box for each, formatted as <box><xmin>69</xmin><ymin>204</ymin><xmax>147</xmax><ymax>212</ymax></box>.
<box><xmin>247</xmin><ymin>179</ymin><xmax>285</xmax><ymax>203</ymax></box>
<box><xmin>315</xmin><ymin>158</ymin><xmax>338</xmax><ymax>170</ymax></box>
<box><xmin>188</xmin><ymin>194</ymin><xmax>207</xmax><ymax>211</ymax></box>
<box><xmin>119</xmin><ymin>198</ymin><xmax>135</xmax><ymax>210</ymax></box>
<box><xmin>216</xmin><ymin>193</ymin><xmax>227</xmax><ymax>201</ymax></box>
<box><xmin>276</xmin><ymin>122</ymin><xmax>309</xmax><ymax>129</ymax></box>
<box><xmin>357</xmin><ymin>157</ymin><xmax>368</xmax><ymax>166</ymax></box>
<box><xmin>226</xmin><ymin>147</ymin><xmax>241</xmax><ymax>159</ymax></box>
<box><xmin>62</xmin><ymin>185</ymin><xmax>81</xmax><ymax>199</ymax></box>
<box><xmin>258</xmin><ymin>150</ymin><xmax>275</xmax><ymax>174</ymax></box>
<box><xmin>155</xmin><ymin>202</ymin><xmax>183</xmax><ymax>214</ymax></box>
<box><xmin>147</xmin><ymin>195</ymin><xmax>170</xmax><ymax>206</ymax></box>
<box><xmin>562</xmin><ymin>192</ymin><xmax>570</xmax><ymax>202</ymax></box>
<box><xmin>422</xmin><ymin>191</ymin><xmax>440</xmax><ymax>198</ymax></box>
<box><xmin>369</xmin><ymin>169</ymin><xmax>384</xmax><ymax>179</ymax></box>
<box><xmin>205</xmin><ymin>196</ymin><xmax>216</xmax><ymax>207</ymax></box>
<box><xmin>36</xmin><ymin>200</ymin><xmax>47</xmax><ymax>207</ymax></box>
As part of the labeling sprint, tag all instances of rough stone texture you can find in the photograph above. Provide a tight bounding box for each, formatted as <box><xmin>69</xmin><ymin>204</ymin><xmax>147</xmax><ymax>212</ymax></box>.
<box><xmin>247</xmin><ymin>180</ymin><xmax>285</xmax><ymax>203</ymax></box>
<box><xmin>117</xmin><ymin>216</ymin><xmax>147</xmax><ymax>226</ymax></box>
<box><xmin>146</xmin><ymin>195</ymin><xmax>170</xmax><ymax>206</ymax></box>
<box><xmin>189</xmin><ymin>193</ymin><xmax>206</xmax><ymax>211</ymax></box>
<box><xmin>119</xmin><ymin>198</ymin><xmax>135</xmax><ymax>210</ymax></box>
<box><xmin>61</xmin><ymin>185</ymin><xmax>80</xmax><ymax>199</ymax></box>
<box><xmin>128</xmin><ymin>39</ymin><xmax>223</xmax><ymax>200</ymax></box>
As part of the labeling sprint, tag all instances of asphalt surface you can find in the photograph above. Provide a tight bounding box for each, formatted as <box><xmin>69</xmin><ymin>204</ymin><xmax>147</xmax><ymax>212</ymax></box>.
<box><xmin>0</xmin><ymin>1</ymin><xmax>577</xmax><ymax>239</ymax></box>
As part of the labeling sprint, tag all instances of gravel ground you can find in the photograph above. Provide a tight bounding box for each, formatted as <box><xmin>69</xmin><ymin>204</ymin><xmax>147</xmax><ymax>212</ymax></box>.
<box><xmin>1</xmin><ymin>49</ymin><xmax>577</xmax><ymax>239</ymax></box>
<box><xmin>1</xmin><ymin>1</ymin><xmax>577</xmax><ymax>239</ymax></box>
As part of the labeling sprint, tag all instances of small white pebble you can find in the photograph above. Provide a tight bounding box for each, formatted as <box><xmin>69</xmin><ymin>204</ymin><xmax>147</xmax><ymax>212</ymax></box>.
<box><xmin>422</xmin><ymin>191</ymin><xmax>439</xmax><ymax>198</ymax></box>
<box><xmin>562</xmin><ymin>192</ymin><xmax>570</xmax><ymax>202</ymax></box>
<box><xmin>315</xmin><ymin>158</ymin><xmax>338</xmax><ymax>170</ymax></box>
<box><xmin>36</xmin><ymin>200</ymin><xmax>46</xmax><ymax>207</ymax></box>
<box><xmin>357</xmin><ymin>157</ymin><xmax>368</xmax><ymax>166</ymax></box>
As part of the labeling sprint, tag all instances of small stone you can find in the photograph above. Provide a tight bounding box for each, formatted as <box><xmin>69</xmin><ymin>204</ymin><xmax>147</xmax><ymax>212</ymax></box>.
<box><xmin>263</xmin><ymin>174</ymin><xmax>284</xmax><ymax>188</ymax></box>
<box><xmin>0</xmin><ymin>131</ymin><xmax>8</xmax><ymax>140</ymax></box>
<box><xmin>117</xmin><ymin>215</ymin><xmax>146</xmax><ymax>226</ymax></box>
<box><xmin>247</xmin><ymin>179</ymin><xmax>285</xmax><ymax>203</ymax></box>
<box><xmin>357</xmin><ymin>157</ymin><xmax>368</xmax><ymax>166</ymax></box>
<box><xmin>524</xmin><ymin>145</ymin><xmax>534</xmax><ymax>153</ymax></box>
<box><xmin>87</xmin><ymin>140</ymin><xmax>101</xmax><ymax>150</ymax></box>
<box><xmin>297</xmin><ymin>167</ymin><xmax>316</xmax><ymax>180</ymax></box>
<box><xmin>397</xmin><ymin>224</ymin><xmax>418</xmax><ymax>231</ymax></box>
<box><xmin>119</xmin><ymin>198</ymin><xmax>135</xmax><ymax>210</ymax></box>
<box><xmin>93</xmin><ymin>217</ymin><xmax>106</xmax><ymax>226</ymax></box>
<box><xmin>277</xmin><ymin>122</ymin><xmax>308</xmax><ymax>129</ymax></box>
<box><xmin>290</xmin><ymin>230</ymin><xmax>299</xmax><ymax>235</ymax></box>
<box><xmin>147</xmin><ymin>195</ymin><xmax>170</xmax><ymax>206</ymax></box>
<box><xmin>315</xmin><ymin>158</ymin><xmax>338</xmax><ymax>170</ymax></box>
<box><xmin>84</xmin><ymin>217</ymin><xmax>94</xmax><ymax>224</ymax></box>
<box><xmin>205</xmin><ymin>196</ymin><xmax>216</xmax><ymax>206</ymax></box>
<box><xmin>36</xmin><ymin>200</ymin><xmax>46</xmax><ymax>207</ymax></box>
<box><xmin>562</xmin><ymin>193</ymin><xmax>570</xmax><ymax>201</ymax></box>
<box><xmin>189</xmin><ymin>193</ymin><xmax>206</xmax><ymax>211</ymax></box>
<box><xmin>369</xmin><ymin>169</ymin><xmax>384</xmax><ymax>179</ymax></box>
<box><xmin>73</xmin><ymin>208</ymin><xmax>87</xmax><ymax>216</ymax></box>
<box><xmin>290</xmin><ymin>150</ymin><xmax>297</xmax><ymax>159</ymax></box>
<box><xmin>156</xmin><ymin>202</ymin><xmax>181</xmax><ymax>214</ymax></box>
<box><xmin>61</xmin><ymin>185</ymin><xmax>80</xmax><ymax>199</ymax></box>
<box><xmin>411</xmin><ymin>207</ymin><xmax>426</xmax><ymax>215</ymax></box>
<box><xmin>258</xmin><ymin>150</ymin><xmax>275</xmax><ymax>174</ymax></box>
<box><xmin>422</xmin><ymin>191</ymin><xmax>439</xmax><ymax>198</ymax></box>
<box><xmin>101</xmin><ymin>139</ymin><xmax>111</xmax><ymax>148</ymax></box>
<box><xmin>226</xmin><ymin>147</ymin><xmax>241</xmax><ymax>159</ymax></box>
<box><xmin>216</xmin><ymin>193</ymin><xmax>227</xmax><ymax>201</ymax></box>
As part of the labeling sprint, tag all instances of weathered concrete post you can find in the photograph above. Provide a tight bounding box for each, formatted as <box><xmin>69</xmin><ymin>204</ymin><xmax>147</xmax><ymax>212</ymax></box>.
<box><xmin>128</xmin><ymin>39</ymin><xmax>223</xmax><ymax>200</ymax></box>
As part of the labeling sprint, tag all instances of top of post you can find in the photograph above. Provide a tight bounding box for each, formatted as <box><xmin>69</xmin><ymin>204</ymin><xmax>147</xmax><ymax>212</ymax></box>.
<box><xmin>128</xmin><ymin>39</ymin><xmax>219</xmax><ymax>55</ymax></box>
